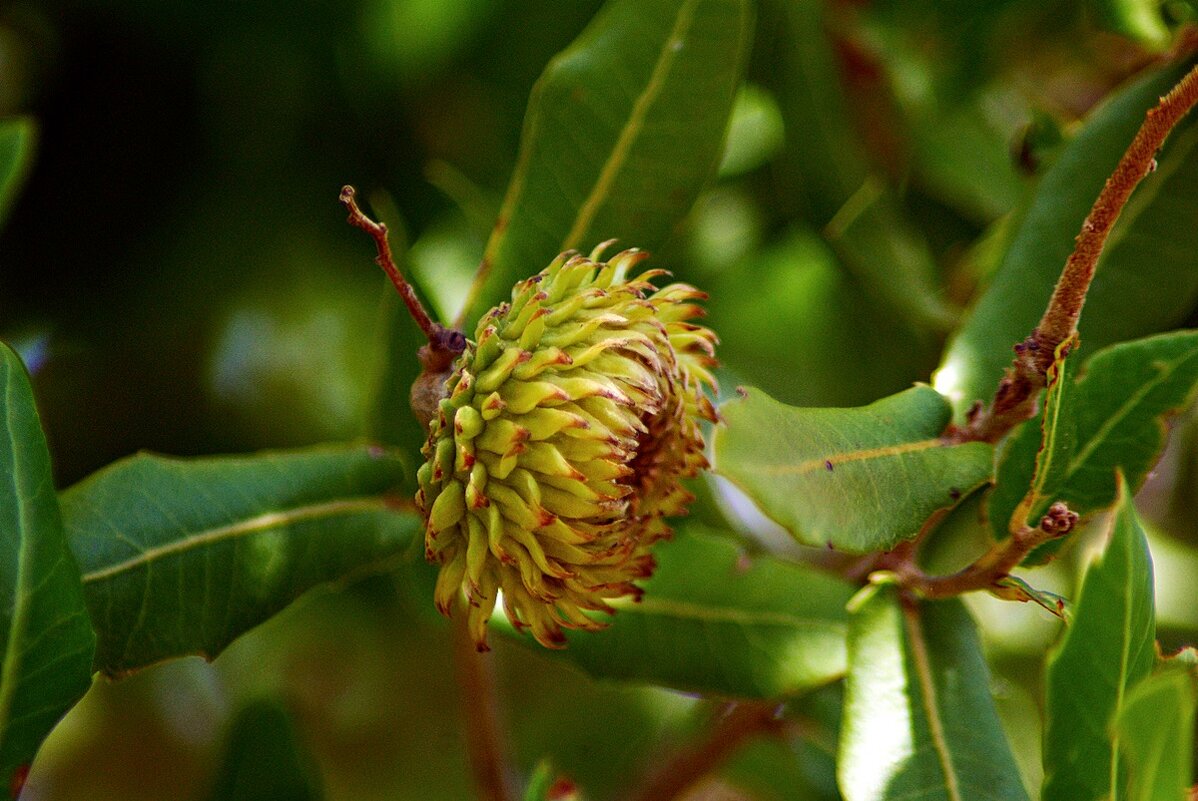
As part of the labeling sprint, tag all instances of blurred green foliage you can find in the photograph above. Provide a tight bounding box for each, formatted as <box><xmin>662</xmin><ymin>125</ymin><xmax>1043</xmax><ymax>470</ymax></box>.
<box><xmin>3</xmin><ymin>0</ymin><xmax>1198</xmax><ymax>797</ymax></box>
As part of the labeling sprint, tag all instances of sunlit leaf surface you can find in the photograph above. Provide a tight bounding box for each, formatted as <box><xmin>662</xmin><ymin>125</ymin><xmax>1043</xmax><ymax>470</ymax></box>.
<box><xmin>839</xmin><ymin>583</ymin><xmax>1030</xmax><ymax>801</ymax></box>
<box><xmin>715</xmin><ymin>386</ymin><xmax>992</xmax><ymax>553</ymax></box>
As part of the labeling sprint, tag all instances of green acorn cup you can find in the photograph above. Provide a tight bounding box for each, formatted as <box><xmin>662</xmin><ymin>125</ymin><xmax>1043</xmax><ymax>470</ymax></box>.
<box><xmin>341</xmin><ymin>189</ymin><xmax>718</xmax><ymax>651</ymax></box>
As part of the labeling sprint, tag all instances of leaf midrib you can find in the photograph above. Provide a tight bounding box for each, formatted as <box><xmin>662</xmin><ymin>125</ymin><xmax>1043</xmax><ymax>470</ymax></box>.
<box><xmin>0</xmin><ymin>359</ymin><xmax>34</xmax><ymax>742</ymax></box>
<box><xmin>742</xmin><ymin>438</ymin><xmax>945</xmax><ymax>476</ymax></box>
<box><xmin>903</xmin><ymin>601</ymin><xmax>964</xmax><ymax>801</ymax></box>
<box><xmin>1066</xmin><ymin>349</ymin><xmax>1194</xmax><ymax>478</ymax></box>
<box><xmin>80</xmin><ymin>497</ymin><xmax>393</xmax><ymax>584</ymax></box>
<box><xmin>610</xmin><ymin>593</ymin><xmax>844</xmax><ymax>630</ymax></box>
<box><xmin>560</xmin><ymin>0</ymin><xmax>701</xmax><ymax>250</ymax></box>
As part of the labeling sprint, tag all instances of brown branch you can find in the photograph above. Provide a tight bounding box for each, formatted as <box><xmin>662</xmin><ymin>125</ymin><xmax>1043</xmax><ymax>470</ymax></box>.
<box><xmin>625</xmin><ymin>702</ymin><xmax>784</xmax><ymax>801</ymax></box>
<box><xmin>340</xmin><ymin>185</ymin><xmax>467</xmax><ymax>426</ymax></box>
<box><xmin>894</xmin><ymin>503</ymin><xmax>1078</xmax><ymax>599</ymax></box>
<box><xmin>451</xmin><ymin>611</ymin><xmax>515</xmax><ymax>801</ymax></box>
<box><xmin>953</xmin><ymin>61</ymin><xmax>1198</xmax><ymax>444</ymax></box>
<box><xmin>340</xmin><ymin>185</ymin><xmax>442</xmax><ymax>344</ymax></box>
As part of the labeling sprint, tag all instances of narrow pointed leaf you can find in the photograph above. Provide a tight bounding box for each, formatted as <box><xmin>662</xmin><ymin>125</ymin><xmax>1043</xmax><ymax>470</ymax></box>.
<box><xmin>467</xmin><ymin>0</ymin><xmax>753</xmax><ymax>322</ymax></box>
<box><xmin>938</xmin><ymin>58</ymin><xmax>1198</xmax><ymax>415</ymax></box>
<box><xmin>715</xmin><ymin>385</ymin><xmax>993</xmax><ymax>553</ymax></box>
<box><xmin>0</xmin><ymin>118</ymin><xmax>35</xmax><ymax>229</ymax></box>
<box><xmin>1043</xmin><ymin>483</ymin><xmax>1156</xmax><ymax>801</ymax></box>
<box><xmin>206</xmin><ymin>698</ymin><xmax>323</xmax><ymax>801</ymax></box>
<box><xmin>839</xmin><ymin>584</ymin><xmax>1030</xmax><ymax>801</ymax></box>
<box><xmin>61</xmin><ymin>444</ymin><xmax>421</xmax><ymax>676</ymax></box>
<box><xmin>989</xmin><ymin>331</ymin><xmax>1198</xmax><ymax>559</ymax></box>
<box><xmin>0</xmin><ymin>343</ymin><xmax>95</xmax><ymax>788</ymax></box>
<box><xmin>498</xmin><ymin>527</ymin><xmax>855</xmax><ymax>699</ymax></box>
<box><xmin>1112</xmin><ymin>668</ymin><xmax>1196</xmax><ymax>801</ymax></box>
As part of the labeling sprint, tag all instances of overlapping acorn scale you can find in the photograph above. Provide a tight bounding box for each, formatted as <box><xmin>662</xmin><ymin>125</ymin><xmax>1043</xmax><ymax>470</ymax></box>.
<box><xmin>419</xmin><ymin>248</ymin><xmax>718</xmax><ymax>650</ymax></box>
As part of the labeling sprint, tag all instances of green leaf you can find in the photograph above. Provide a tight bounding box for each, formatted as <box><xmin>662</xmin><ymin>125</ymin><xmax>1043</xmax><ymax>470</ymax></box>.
<box><xmin>714</xmin><ymin>385</ymin><xmax>994</xmax><ymax>553</ymax></box>
<box><xmin>765</xmin><ymin>0</ymin><xmax>956</xmax><ymax>330</ymax></box>
<box><xmin>705</xmin><ymin>228</ymin><xmax>941</xmax><ymax>408</ymax></box>
<box><xmin>499</xmin><ymin>526</ymin><xmax>855</xmax><ymax>699</ymax></box>
<box><xmin>989</xmin><ymin>331</ymin><xmax>1198</xmax><ymax>552</ymax></box>
<box><xmin>764</xmin><ymin>0</ymin><xmax>866</xmax><ymax>224</ymax></box>
<box><xmin>1112</xmin><ymin>669</ymin><xmax>1196</xmax><ymax>801</ymax></box>
<box><xmin>60</xmin><ymin>444</ymin><xmax>421</xmax><ymax>676</ymax></box>
<box><xmin>205</xmin><ymin>697</ymin><xmax>323</xmax><ymax>801</ymax></box>
<box><xmin>987</xmin><ymin>340</ymin><xmax>1077</xmax><ymax>539</ymax></box>
<box><xmin>0</xmin><ymin>118</ymin><xmax>35</xmax><ymax>230</ymax></box>
<box><xmin>824</xmin><ymin>178</ymin><xmax>959</xmax><ymax>331</ymax></box>
<box><xmin>839</xmin><ymin>583</ymin><xmax>1030</xmax><ymax>801</ymax></box>
<box><xmin>1043</xmin><ymin>483</ymin><xmax>1156</xmax><ymax>801</ymax></box>
<box><xmin>367</xmin><ymin>284</ymin><xmax>429</xmax><ymax>486</ymax></box>
<box><xmin>522</xmin><ymin>761</ymin><xmax>555</xmax><ymax>801</ymax></box>
<box><xmin>466</xmin><ymin>0</ymin><xmax>753</xmax><ymax>323</ymax></box>
<box><xmin>937</xmin><ymin>58</ymin><xmax>1198</xmax><ymax>415</ymax></box>
<box><xmin>1088</xmin><ymin>0</ymin><xmax>1171</xmax><ymax>50</ymax></box>
<box><xmin>0</xmin><ymin>343</ymin><xmax>95</xmax><ymax>788</ymax></box>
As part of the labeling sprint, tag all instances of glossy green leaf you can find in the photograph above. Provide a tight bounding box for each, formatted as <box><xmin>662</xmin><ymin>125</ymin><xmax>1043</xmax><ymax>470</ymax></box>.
<box><xmin>466</xmin><ymin>0</ymin><xmax>753</xmax><ymax>323</ymax></box>
<box><xmin>60</xmin><ymin>444</ymin><xmax>421</xmax><ymax>676</ymax></box>
<box><xmin>0</xmin><ymin>118</ymin><xmax>35</xmax><ymax>229</ymax></box>
<box><xmin>205</xmin><ymin>697</ymin><xmax>323</xmax><ymax>801</ymax></box>
<box><xmin>1112</xmin><ymin>668</ymin><xmax>1196</xmax><ymax>801</ymax></box>
<box><xmin>839</xmin><ymin>584</ymin><xmax>1030</xmax><ymax>801</ymax></box>
<box><xmin>937</xmin><ymin>58</ymin><xmax>1198</xmax><ymax>416</ymax></box>
<box><xmin>714</xmin><ymin>385</ymin><xmax>994</xmax><ymax>553</ymax></box>
<box><xmin>499</xmin><ymin>526</ymin><xmax>855</xmax><ymax>699</ymax></box>
<box><xmin>0</xmin><ymin>344</ymin><xmax>95</xmax><ymax>788</ymax></box>
<box><xmin>1043</xmin><ymin>483</ymin><xmax>1156</xmax><ymax>801</ymax></box>
<box><xmin>989</xmin><ymin>331</ymin><xmax>1198</xmax><ymax>550</ymax></box>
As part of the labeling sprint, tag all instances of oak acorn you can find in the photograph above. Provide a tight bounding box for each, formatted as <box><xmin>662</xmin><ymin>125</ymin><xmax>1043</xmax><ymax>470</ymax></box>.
<box><xmin>416</xmin><ymin>244</ymin><xmax>718</xmax><ymax>650</ymax></box>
